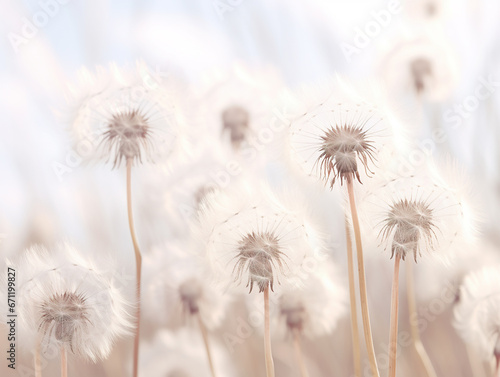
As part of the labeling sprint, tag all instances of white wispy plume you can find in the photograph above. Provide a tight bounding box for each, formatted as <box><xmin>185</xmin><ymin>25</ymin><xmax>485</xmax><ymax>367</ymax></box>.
<box><xmin>379</xmin><ymin>34</ymin><xmax>458</xmax><ymax>102</ymax></box>
<box><xmin>454</xmin><ymin>265</ymin><xmax>500</xmax><ymax>361</ymax></box>
<box><xmin>10</xmin><ymin>243</ymin><xmax>133</xmax><ymax>362</ymax></box>
<box><xmin>194</xmin><ymin>63</ymin><xmax>284</xmax><ymax>153</ymax></box>
<box><xmin>66</xmin><ymin>61</ymin><xmax>189</xmax><ymax>169</ymax></box>
<box><xmin>198</xmin><ymin>182</ymin><xmax>324</xmax><ymax>294</ymax></box>
<box><xmin>286</xmin><ymin>76</ymin><xmax>408</xmax><ymax>189</ymax></box>
<box><xmin>357</xmin><ymin>160</ymin><xmax>477</xmax><ymax>262</ymax></box>
<box><xmin>140</xmin><ymin>328</ymin><xmax>235</xmax><ymax>377</ymax></box>
<box><xmin>257</xmin><ymin>259</ymin><xmax>348</xmax><ymax>339</ymax></box>
<box><xmin>142</xmin><ymin>238</ymin><xmax>229</xmax><ymax>330</ymax></box>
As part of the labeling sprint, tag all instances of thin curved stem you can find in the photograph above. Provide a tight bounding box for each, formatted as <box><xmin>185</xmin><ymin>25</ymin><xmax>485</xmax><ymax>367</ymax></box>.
<box><xmin>60</xmin><ymin>347</ymin><xmax>67</xmax><ymax>377</ymax></box>
<box><xmin>196</xmin><ymin>312</ymin><xmax>218</xmax><ymax>377</ymax></box>
<box><xmin>264</xmin><ymin>286</ymin><xmax>275</xmax><ymax>377</ymax></box>
<box><xmin>127</xmin><ymin>159</ymin><xmax>143</xmax><ymax>377</ymax></box>
<box><xmin>388</xmin><ymin>254</ymin><xmax>401</xmax><ymax>377</ymax></box>
<box><xmin>345</xmin><ymin>217</ymin><xmax>362</xmax><ymax>377</ymax></box>
<box><xmin>346</xmin><ymin>177</ymin><xmax>380</xmax><ymax>377</ymax></box>
<box><xmin>292</xmin><ymin>329</ymin><xmax>310</xmax><ymax>377</ymax></box>
<box><xmin>465</xmin><ymin>344</ymin><xmax>487</xmax><ymax>377</ymax></box>
<box><xmin>406</xmin><ymin>262</ymin><xmax>437</xmax><ymax>377</ymax></box>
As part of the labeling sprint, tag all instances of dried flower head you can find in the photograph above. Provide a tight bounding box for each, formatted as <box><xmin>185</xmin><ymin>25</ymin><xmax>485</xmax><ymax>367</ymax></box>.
<box><xmin>358</xmin><ymin>161</ymin><xmax>477</xmax><ymax>262</ymax></box>
<box><xmin>12</xmin><ymin>243</ymin><xmax>133</xmax><ymax>361</ymax></box>
<box><xmin>142</xmin><ymin>239</ymin><xmax>229</xmax><ymax>330</ymax></box>
<box><xmin>68</xmin><ymin>61</ymin><xmax>186</xmax><ymax>168</ymax></box>
<box><xmin>380</xmin><ymin>35</ymin><xmax>458</xmax><ymax>102</ymax></box>
<box><xmin>195</xmin><ymin>64</ymin><xmax>283</xmax><ymax>153</ymax></box>
<box><xmin>454</xmin><ymin>266</ymin><xmax>500</xmax><ymax>361</ymax></box>
<box><xmin>199</xmin><ymin>183</ymin><xmax>322</xmax><ymax>294</ymax></box>
<box><xmin>287</xmin><ymin>77</ymin><xmax>404</xmax><ymax>189</ymax></box>
<box><xmin>269</xmin><ymin>260</ymin><xmax>348</xmax><ymax>338</ymax></box>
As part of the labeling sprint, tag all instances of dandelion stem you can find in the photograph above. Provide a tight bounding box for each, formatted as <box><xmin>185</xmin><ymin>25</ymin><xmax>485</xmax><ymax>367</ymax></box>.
<box><xmin>345</xmin><ymin>216</ymin><xmax>362</xmax><ymax>377</ymax></box>
<box><xmin>292</xmin><ymin>329</ymin><xmax>310</xmax><ymax>377</ymax></box>
<box><xmin>126</xmin><ymin>158</ymin><xmax>142</xmax><ymax>377</ymax></box>
<box><xmin>196</xmin><ymin>312</ymin><xmax>218</xmax><ymax>377</ymax></box>
<box><xmin>406</xmin><ymin>262</ymin><xmax>437</xmax><ymax>377</ymax></box>
<box><xmin>264</xmin><ymin>285</ymin><xmax>275</xmax><ymax>377</ymax></box>
<box><xmin>346</xmin><ymin>176</ymin><xmax>380</xmax><ymax>377</ymax></box>
<box><xmin>388</xmin><ymin>254</ymin><xmax>401</xmax><ymax>377</ymax></box>
<box><xmin>60</xmin><ymin>347</ymin><xmax>67</xmax><ymax>377</ymax></box>
<box><xmin>35</xmin><ymin>339</ymin><xmax>42</xmax><ymax>377</ymax></box>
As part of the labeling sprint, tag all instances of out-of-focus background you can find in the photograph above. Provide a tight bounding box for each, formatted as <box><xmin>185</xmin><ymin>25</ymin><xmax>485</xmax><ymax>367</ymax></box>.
<box><xmin>1</xmin><ymin>0</ymin><xmax>500</xmax><ymax>376</ymax></box>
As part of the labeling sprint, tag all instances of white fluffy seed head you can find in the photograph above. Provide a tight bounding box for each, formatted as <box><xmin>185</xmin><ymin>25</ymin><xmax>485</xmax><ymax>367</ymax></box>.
<box><xmin>286</xmin><ymin>76</ymin><xmax>407</xmax><ymax>189</ymax></box>
<box><xmin>194</xmin><ymin>64</ymin><xmax>284</xmax><ymax>153</ymax></box>
<box><xmin>454</xmin><ymin>265</ymin><xmax>500</xmax><ymax>360</ymax></box>
<box><xmin>10</xmin><ymin>243</ymin><xmax>133</xmax><ymax>362</ymax></box>
<box><xmin>273</xmin><ymin>259</ymin><xmax>348</xmax><ymax>339</ymax></box>
<box><xmin>379</xmin><ymin>34</ymin><xmax>458</xmax><ymax>102</ymax></box>
<box><xmin>67</xmin><ymin>61</ymin><xmax>187</xmax><ymax>169</ymax></box>
<box><xmin>198</xmin><ymin>182</ymin><xmax>324</xmax><ymax>295</ymax></box>
<box><xmin>142</xmin><ymin>239</ymin><xmax>229</xmax><ymax>330</ymax></box>
<box><xmin>357</xmin><ymin>160</ymin><xmax>477</xmax><ymax>263</ymax></box>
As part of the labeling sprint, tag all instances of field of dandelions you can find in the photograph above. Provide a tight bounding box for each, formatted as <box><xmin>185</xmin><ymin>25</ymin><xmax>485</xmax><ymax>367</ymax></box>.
<box><xmin>1</xmin><ymin>0</ymin><xmax>500</xmax><ymax>376</ymax></box>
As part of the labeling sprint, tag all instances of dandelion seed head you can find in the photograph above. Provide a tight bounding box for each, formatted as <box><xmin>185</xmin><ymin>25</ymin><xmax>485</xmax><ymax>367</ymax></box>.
<box><xmin>199</xmin><ymin>183</ymin><xmax>322</xmax><ymax>295</ymax></box>
<box><xmin>12</xmin><ymin>243</ymin><xmax>133</xmax><ymax>362</ymax></box>
<box><xmin>39</xmin><ymin>291</ymin><xmax>90</xmax><ymax>352</ymax></box>
<box><xmin>68</xmin><ymin>61</ymin><xmax>187</xmax><ymax>169</ymax></box>
<box><xmin>234</xmin><ymin>231</ymin><xmax>286</xmax><ymax>293</ymax></box>
<box><xmin>317</xmin><ymin>124</ymin><xmax>376</xmax><ymax>187</ymax></box>
<box><xmin>287</xmin><ymin>77</ymin><xmax>404</xmax><ymax>189</ymax></box>
<box><xmin>381</xmin><ymin>198</ymin><xmax>437</xmax><ymax>262</ymax></box>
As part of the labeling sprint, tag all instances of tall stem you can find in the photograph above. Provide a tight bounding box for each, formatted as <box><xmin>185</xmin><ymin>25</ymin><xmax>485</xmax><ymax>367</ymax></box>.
<box><xmin>35</xmin><ymin>340</ymin><xmax>42</xmax><ymax>377</ymax></box>
<box><xmin>345</xmin><ymin>217</ymin><xmax>362</xmax><ymax>377</ymax></box>
<box><xmin>406</xmin><ymin>262</ymin><xmax>437</xmax><ymax>377</ymax></box>
<box><xmin>264</xmin><ymin>286</ymin><xmax>275</xmax><ymax>377</ymax></box>
<box><xmin>388</xmin><ymin>254</ymin><xmax>401</xmax><ymax>377</ymax></box>
<box><xmin>346</xmin><ymin>177</ymin><xmax>380</xmax><ymax>377</ymax></box>
<box><xmin>196</xmin><ymin>312</ymin><xmax>218</xmax><ymax>377</ymax></box>
<box><xmin>127</xmin><ymin>158</ymin><xmax>142</xmax><ymax>377</ymax></box>
<box><xmin>292</xmin><ymin>329</ymin><xmax>310</xmax><ymax>377</ymax></box>
<box><xmin>60</xmin><ymin>347</ymin><xmax>67</xmax><ymax>377</ymax></box>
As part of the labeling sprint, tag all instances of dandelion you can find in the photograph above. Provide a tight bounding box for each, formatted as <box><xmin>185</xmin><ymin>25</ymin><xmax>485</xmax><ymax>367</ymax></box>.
<box><xmin>199</xmin><ymin>183</ymin><xmax>322</xmax><ymax>377</ymax></box>
<box><xmin>454</xmin><ymin>266</ymin><xmax>500</xmax><ymax>377</ymax></box>
<box><xmin>142</xmin><ymin>239</ymin><xmax>229</xmax><ymax>377</ymax></box>
<box><xmin>11</xmin><ymin>243</ymin><xmax>132</xmax><ymax>376</ymax></box>
<box><xmin>380</xmin><ymin>35</ymin><xmax>458</xmax><ymax>103</ymax></box>
<box><xmin>358</xmin><ymin>160</ymin><xmax>474</xmax><ymax>377</ymax></box>
<box><xmin>287</xmin><ymin>77</ymin><xmax>403</xmax><ymax>377</ymax></box>
<box><xmin>272</xmin><ymin>260</ymin><xmax>348</xmax><ymax>377</ymax></box>
<box><xmin>195</xmin><ymin>64</ymin><xmax>283</xmax><ymax>153</ymax></box>
<box><xmin>67</xmin><ymin>61</ymin><xmax>187</xmax><ymax>377</ymax></box>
